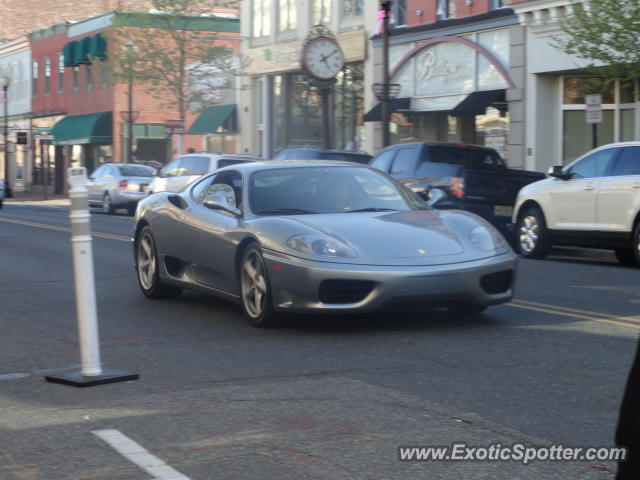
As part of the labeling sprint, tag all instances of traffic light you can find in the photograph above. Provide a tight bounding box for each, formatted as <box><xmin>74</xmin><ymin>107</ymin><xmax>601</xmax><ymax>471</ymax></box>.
<box><xmin>16</xmin><ymin>132</ymin><xmax>27</xmax><ymax>144</ymax></box>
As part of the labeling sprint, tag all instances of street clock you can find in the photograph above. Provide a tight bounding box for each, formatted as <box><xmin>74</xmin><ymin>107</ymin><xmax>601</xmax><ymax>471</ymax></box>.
<box><xmin>301</xmin><ymin>25</ymin><xmax>344</xmax><ymax>83</ymax></box>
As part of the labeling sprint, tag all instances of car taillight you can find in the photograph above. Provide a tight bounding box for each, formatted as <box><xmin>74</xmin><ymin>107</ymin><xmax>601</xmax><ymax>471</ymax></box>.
<box><xmin>118</xmin><ymin>180</ymin><xmax>128</xmax><ymax>188</ymax></box>
<box><xmin>451</xmin><ymin>177</ymin><xmax>465</xmax><ymax>199</ymax></box>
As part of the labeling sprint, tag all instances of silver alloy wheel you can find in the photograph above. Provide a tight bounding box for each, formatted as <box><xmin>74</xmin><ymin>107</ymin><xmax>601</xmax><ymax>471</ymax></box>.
<box><xmin>519</xmin><ymin>215</ymin><xmax>539</xmax><ymax>253</ymax></box>
<box><xmin>102</xmin><ymin>194</ymin><xmax>112</xmax><ymax>213</ymax></box>
<box><xmin>137</xmin><ymin>233</ymin><xmax>156</xmax><ymax>290</ymax></box>
<box><xmin>241</xmin><ymin>250</ymin><xmax>268</xmax><ymax>319</ymax></box>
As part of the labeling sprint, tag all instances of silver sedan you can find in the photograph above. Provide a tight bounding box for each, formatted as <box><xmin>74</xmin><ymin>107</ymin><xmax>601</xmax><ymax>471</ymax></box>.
<box><xmin>88</xmin><ymin>163</ymin><xmax>156</xmax><ymax>214</ymax></box>
<box><xmin>133</xmin><ymin>161</ymin><xmax>517</xmax><ymax>326</ymax></box>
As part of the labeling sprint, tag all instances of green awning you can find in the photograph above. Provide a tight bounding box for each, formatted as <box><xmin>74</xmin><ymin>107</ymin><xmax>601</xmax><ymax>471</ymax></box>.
<box><xmin>63</xmin><ymin>41</ymin><xmax>79</xmax><ymax>67</ymax></box>
<box><xmin>74</xmin><ymin>37</ymin><xmax>92</xmax><ymax>64</ymax></box>
<box><xmin>89</xmin><ymin>34</ymin><xmax>107</xmax><ymax>60</ymax></box>
<box><xmin>187</xmin><ymin>104</ymin><xmax>236</xmax><ymax>134</ymax></box>
<box><xmin>51</xmin><ymin>111</ymin><xmax>112</xmax><ymax>145</ymax></box>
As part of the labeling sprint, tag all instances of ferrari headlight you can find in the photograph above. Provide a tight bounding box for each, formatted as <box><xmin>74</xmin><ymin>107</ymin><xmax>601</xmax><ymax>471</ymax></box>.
<box><xmin>286</xmin><ymin>234</ymin><xmax>357</xmax><ymax>258</ymax></box>
<box><xmin>469</xmin><ymin>225</ymin><xmax>508</xmax><ymax>252</ymax></box>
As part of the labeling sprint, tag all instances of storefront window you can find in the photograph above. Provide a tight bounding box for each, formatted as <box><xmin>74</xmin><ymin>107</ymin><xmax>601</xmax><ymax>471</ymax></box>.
<box><xmin>334</xmin><ymin>63</ymin><xmax>364</xmax><ymax>150</ymax></box>
<box><xmin>253</xmin><ymin>0</ymin><xmax>272</xmax><ymax>38</ymax></box>
<box><xmin>57</xmin><ymin>53</ymin><xmax>64</xmax><ymax>93</ymax></box>
<box><xmin>620</xmin><ymin>109</ymin><xmax>635</xmax><ymax>142</ymax></box>
<box><xmin>563</xmin><ymin>78</ymin><xmax>615</xmax><ymax>104</ymax></box>
<box><xmin>476</xmin><ymin>107</ymin><xmax>509</xmax><ymax>160</ymax></box>
<box><xmin>620</xmin><ymin>81</ymin><xmax>636</xmax><ymax>103</ymax></box>
<box><xmin>563</xmin><ymin>110</ymin><xmax>614</xmax><ymax>164</ymax></box>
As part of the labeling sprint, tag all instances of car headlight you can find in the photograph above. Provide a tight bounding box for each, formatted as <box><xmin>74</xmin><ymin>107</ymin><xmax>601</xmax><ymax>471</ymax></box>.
<box><xmin>286</xmin><ymin>234</ymin><xmax>357</xmax><ymax>258</ymax></box>
<box><xmin>469</xmin><ymin>225</ymin><xmax>508</xmax><ymax>252</ymax></box>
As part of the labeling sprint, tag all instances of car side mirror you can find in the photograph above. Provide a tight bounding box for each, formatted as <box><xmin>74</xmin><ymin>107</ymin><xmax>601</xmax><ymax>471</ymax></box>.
<box><xmin>427</xmin><ymin>188</ymin><xmax>446</xmax><ymax>207</ymax></box>
<box><xmin>203</xmin><ymin>184</ymin><xmax>241</xmax><ymax>216</ymax></box>
<box><xmin>548</xmin><ymin>165</ymin><xmax>568</xmax><ymax>179</ymax></box>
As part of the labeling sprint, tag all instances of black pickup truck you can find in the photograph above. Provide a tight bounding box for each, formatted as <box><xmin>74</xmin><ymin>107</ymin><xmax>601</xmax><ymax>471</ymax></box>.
<box><xmin>368</xmin><ymin>142</ymin><xmax>546</xmax><ymax>238</ymax></box>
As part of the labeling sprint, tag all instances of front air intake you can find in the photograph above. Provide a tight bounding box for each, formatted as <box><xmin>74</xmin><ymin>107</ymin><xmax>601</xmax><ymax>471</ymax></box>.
<box><xmin>319</xmin><ymin>280</ymin><xmax>375</xmax><ymax>304</ymax></box>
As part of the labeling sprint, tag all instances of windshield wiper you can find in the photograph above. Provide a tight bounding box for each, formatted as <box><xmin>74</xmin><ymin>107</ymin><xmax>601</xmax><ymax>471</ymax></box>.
<box><xmin>345</xmin><ymin>207</ymin><xmax>399</xmax><ymax>213</ymax></box>
<box><xmin>257</xmin><ymin>208</ymin><xmax>317</xmax><ymax>215</ymax></box>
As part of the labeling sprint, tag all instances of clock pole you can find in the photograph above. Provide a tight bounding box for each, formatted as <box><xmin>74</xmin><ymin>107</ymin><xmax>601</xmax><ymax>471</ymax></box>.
<box><xmin>319</xmin><ymin>83</ymin><xmax>333</xmax><ymax>150</ymax></box>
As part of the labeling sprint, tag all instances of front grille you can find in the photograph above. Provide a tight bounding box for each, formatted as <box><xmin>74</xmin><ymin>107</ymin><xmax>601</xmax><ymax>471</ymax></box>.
<box><xmin>480</xmin><ymin>270</ymin><xmax>513</xmax><ymax>295</ymax></box>
<box><xmin>319</xmin><ymin>280</ymin><xmax>375</xmax><ymax>304</ymax></box>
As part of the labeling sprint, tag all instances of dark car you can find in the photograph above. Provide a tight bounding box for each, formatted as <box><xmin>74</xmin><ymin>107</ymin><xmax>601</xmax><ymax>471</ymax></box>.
<box><xmin>272</xmin><ymin>147</ymin><xmax>371</xmax><ymax>164</ymax></box>
<box><xmin>368</xmin><ymin>142</ymin><xmax>546</xmax><ymax>240</ymax></box>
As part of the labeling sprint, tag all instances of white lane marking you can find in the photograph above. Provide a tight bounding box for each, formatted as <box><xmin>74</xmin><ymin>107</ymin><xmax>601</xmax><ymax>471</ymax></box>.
<box><xmin>92</xmin><ymin>429</ymin><xmax>191</xmax><ymax>480</ymax></box>
<box><xmin>0</xmin><ymin>373</ymin><xmax>31</xmax><ymax>380</ymax></box>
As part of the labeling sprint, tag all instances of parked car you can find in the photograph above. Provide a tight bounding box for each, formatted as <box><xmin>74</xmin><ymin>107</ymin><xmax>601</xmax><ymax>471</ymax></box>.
<box><xmin>87</xmin><ymin>163</ymin><xmax>157</xmax><ymax>215</ymax></box>
<box><xmin>0</xmin><ymin>178</ymin><xmax>4</xmax><ymax>208</ymax></box>
<box><xmin>368</xmin><ymin>142</ymin><xmax>546</xmax><ymax>240</ymax></box>
<box><xmin>147</xmin><ymin>152</ymin><xmax>262</xmax><ymax>195</ymax></box>
<box><xmin>513</xmin><ymin>142</ymin><xmax>640</xmax><ymax>265</ymax></box>
<box><xmin>273</xmin><ymin>146</ymin><xmax>371</xmax><ymax>164</ymax></box>
<box><xmin>133</xmin><ymin>161</ymin><xmax>517</xmax><ymax>326</ymax></box>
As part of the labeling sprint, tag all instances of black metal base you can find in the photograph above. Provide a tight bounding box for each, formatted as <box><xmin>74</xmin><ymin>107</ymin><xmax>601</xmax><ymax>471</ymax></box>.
<box><xmin>45</xmin><ymin>368</ymin><xmax>139</xmax><ymax>387</ymax></box>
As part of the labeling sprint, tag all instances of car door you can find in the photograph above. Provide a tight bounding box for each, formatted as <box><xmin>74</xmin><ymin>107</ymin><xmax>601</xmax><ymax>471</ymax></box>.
<box><xmin>182</xmin><ymin>170</ymin><xmax>243</xmax><ymax>293</ymax></box>
<box><xmin>597</xmin><ymin>146</ymin><xmax>640</xmax><ymax>232</ymax></box>
<box><xmin>87</xmin><ymin>165</ymin><xmax>105</xmax><ymax>203</ymax></box>
<box><xmin>547</xmin><ymin>148</ymin><xmax>618</xmax><ymax>230</ymax></box>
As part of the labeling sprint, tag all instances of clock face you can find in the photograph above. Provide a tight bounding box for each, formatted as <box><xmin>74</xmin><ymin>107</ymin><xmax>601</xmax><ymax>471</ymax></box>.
<box><xmin>303</xmin><ymin>37</ymin><xmax>344</xmax><ymax>80</ymax></box>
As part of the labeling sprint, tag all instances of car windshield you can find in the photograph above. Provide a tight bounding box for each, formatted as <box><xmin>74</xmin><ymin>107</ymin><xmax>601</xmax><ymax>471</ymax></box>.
<box><xmin>250</xmin><ymin>166</ymin><xmax>426</xmax><ymax>215</ymax></box>
<box><xmin>118</xmin><ymin>165</ymin><xmax>156</xmax><ymax>177</ymax></box>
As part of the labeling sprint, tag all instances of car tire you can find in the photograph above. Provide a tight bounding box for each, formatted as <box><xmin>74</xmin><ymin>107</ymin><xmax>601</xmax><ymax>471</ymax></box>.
<box><xmin>617</xmin><ymin>222</ymin><xmax>640</xmax><ymax>266</ymax></box>
<box><xmin>516</xmin><ymin>207</ymin><xmax>551</xmax><ymax>259</ymax></box>
<box><xmin>0</xmin><ymin>199</ymin><xmax>3</xmax><ymax>209</ymax></box>
<box><xmin>448</xmin><ymin>305</ymin><xmax>487</xmax><ymax>315</ymax></box>
<box><xmin>239</xmin><ymin>243</ymin><xmax>277</xmax><ymax>327</ymax></box>
<box><xmin>135</xmin><ymin>226</ymin><xmax>182</xmax><ymax>299</ymax></box>
<box><xmin>127</xmin><ymin>204</ymin><xmax>136</xmax><ymax>216</ymax></box>
<box><xmin>102</xmin><ymin>193</ymin><xmax>115</xmax><ymax>215</ymax></box>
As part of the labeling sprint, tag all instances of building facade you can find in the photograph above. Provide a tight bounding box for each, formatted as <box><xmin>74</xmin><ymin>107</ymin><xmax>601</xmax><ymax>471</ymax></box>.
<box><xmin>239</xmin><ymin>0</ymin><xmax>367</xmax><ymax>157</ymax></box>
<box><xmin>365</xmin><ymin>0</ymin><xmax>521</xmax><ymax>164</ymax></box>
<box><xmin>512</xmin><ymin>0</ymin><xmax>640</xmax><ymax>172</ymax></box>
<box><xmin>0</xmin><ymin>37</ymin><xmax>32</xmax><ymax>192</ymax></box>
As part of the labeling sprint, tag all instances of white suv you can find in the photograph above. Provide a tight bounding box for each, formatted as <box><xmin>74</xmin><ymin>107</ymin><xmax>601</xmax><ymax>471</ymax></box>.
<box><xmin>513</xmin><ymin>142</ymin><xmax>640</xmax><ymax>265</ymax></box>
<box><xmin>147</xmin><ymin>152</ymin><xmax>262</xmax><ymax>194</ymax></box>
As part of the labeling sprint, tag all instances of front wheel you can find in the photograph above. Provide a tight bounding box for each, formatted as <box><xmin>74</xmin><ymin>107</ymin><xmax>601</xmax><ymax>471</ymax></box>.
<box><xmin>136</xmin><ymin>226</ymin><xmax>182</xmax><ymax>299</ymax></box>
<box><xmin>239</xmin><ymin>244</ymin><xmax>277</xmax><ymax>327</ymax></box>
<box><xmin>516</xmin><ymin>207</ymin><xmax>551</xmax><ymax>259</ymax></box>
<box><xmin>617</xmin><ymin>222</ymin><xmax>640</xmax><ymax>266</ymax></box>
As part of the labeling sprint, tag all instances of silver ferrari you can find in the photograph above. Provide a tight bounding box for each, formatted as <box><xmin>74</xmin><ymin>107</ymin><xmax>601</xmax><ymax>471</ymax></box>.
<box><xmin>133</xmin><ymin>161</ymin><xmax>517</xmax><ymax>326</ymax></box>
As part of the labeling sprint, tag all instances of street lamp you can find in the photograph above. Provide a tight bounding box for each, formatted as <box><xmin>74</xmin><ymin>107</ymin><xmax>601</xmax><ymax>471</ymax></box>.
<box><xmin>0</xmin><ymin>75</ymin><xmax>11</xmax><ymax>197</ymax></box>
<box><xmin>122</xmin><ymin>40</ymin><xmax>135</xmax><ymax>163</ymax></box>
<box><xmin>378</xmin><ymin>0</ymin><xmax>392</xmax><ymax>148</ymax></box>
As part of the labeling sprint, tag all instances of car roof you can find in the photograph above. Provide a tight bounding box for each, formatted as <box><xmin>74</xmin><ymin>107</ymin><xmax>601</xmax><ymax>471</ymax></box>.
<box><xmin>178</xmin><ymin>152</ymin><xmax>263</xmax><ymax>160</ymax></box>
<box><xmin>383</xmin><ymin>142</ymin><xmax>499</xmax><ymax>152</ymax></box>
<box><xmin>213</xmin><ymin>160</ymin><xmax>374</xmax><ymax>175</ymax></box>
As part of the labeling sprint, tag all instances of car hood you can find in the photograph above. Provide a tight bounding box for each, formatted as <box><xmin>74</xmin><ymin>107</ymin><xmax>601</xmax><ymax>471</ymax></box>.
<box><xmin>252</xmin><ymin>210</ymin><xmax>503</xmax><ymax>266</ymax></box>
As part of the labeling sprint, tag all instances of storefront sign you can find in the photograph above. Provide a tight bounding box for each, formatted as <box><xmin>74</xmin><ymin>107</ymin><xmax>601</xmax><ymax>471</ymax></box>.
<box><xmin>246</xmin><ymin>30</ymin><xmax>366</xmax><ymax>75</ymax></box>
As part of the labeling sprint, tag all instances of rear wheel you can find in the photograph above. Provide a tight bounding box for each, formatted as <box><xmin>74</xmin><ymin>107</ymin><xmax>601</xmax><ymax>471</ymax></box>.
<box><xmin>517</xmin><ymin>207</ymin><xmax>551</xmax><ymax>259</ymax></box>
<box><xmin>616</xmin><ymin>222</ymin><xmax>640</xmax><ymax>266</ymax></box>
<box><xmin>102</xmin><ymin>193</ymin><xmax>115</xmax><ymax>214</ymax></box>
<box><xmin>239</xmin><ymin>243</ymin><xmax>277</xmax><ymax>327</ymax></box>
<box><xmin>136</xmin><ymin>226</ymin><xmax>182</xmax><ymax>299</ymax></box>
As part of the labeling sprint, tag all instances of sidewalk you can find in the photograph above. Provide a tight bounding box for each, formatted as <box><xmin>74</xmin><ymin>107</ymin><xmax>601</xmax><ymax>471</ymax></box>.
<box><xmin>3</xmin><ymin>188</ymin><xmax>70</xmax><ymax>206</ymax></box>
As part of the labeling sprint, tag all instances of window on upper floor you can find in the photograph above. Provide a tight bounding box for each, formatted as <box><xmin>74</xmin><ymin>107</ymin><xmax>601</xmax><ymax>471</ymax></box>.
<box><xmin>100</xmin><ymin>65</ymin><xmax>109</xmax><ymax>88</ymax></box>
<box><xmin>72</xmin><ymin>66</ymin><xmax>80</xmax><ymax>93</ymax></box>
<box><xmin>85</xmin><ymin>65</ymin><xmax>93</xmax><ymax>91</ymax></box>
<box><xmin>490</xmin><ymin>0</ymin><xmax>509</xmax><ymax>10</ymax></box>
<box><xmin>57</xmin><ymin>52</ymin><xmax>64</xmax><ymax>93</ymax></box>
<box><xmin>44</xmin><ymin>57</ymin><xmax>51</xmax><ymax>96</ymax></box>
<box><xmin>313</xmin><ymin>0</ymin><xmax>331</xmax><ymax>25</ymax></box>
<box><xmin>341</xmin><ymin>0</ymin><xmax>363</xmax><ymax>19</ymax></box>
<box><xmin>278</xmin><ymin>0</ymin><xmax>297</xmax><ymax>32</ymax></box>
<box><xmin>32</xmin><ymin>60</ymin><xmax>39</xmax><ymax>97</ymax></box>
<box><xmin>253</xmin><ymin>0</ymin><xmax>272</xmax><ymax>38</ymax></box>
<box><xmin>392</xmin><ymin>0</ymin><xmax>407</xmax><ymax>27</ymax></box>
<box><xmin>436</xmin><ymin>0</ymin><xmax>456</xmax><ymax>20</ymax></box>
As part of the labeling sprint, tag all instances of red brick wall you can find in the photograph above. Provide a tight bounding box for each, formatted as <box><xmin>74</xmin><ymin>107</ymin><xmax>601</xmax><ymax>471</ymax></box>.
<box><xmin>405</xmin><ymin>0</ymin><xmax>521</xmax><ymax>27</ymax></box>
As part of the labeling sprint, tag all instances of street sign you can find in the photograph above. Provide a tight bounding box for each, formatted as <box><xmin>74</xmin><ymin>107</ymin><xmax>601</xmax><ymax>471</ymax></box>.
<box><xmin>164</xmin><ymin>120</ymin><xmax>185</xmax><ymax>135</ymax></box>
<box><xmin>585</xmin><ymin>94</ymin><xmax>602</xmax><ymax>124</ymax></box>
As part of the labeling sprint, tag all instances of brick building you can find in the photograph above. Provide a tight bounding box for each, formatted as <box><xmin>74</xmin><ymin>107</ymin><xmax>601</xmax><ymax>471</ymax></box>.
<box><xmin>28</xmin><ymin>11</ymin><xmax>240</xmax><ymax>193</ymax></box>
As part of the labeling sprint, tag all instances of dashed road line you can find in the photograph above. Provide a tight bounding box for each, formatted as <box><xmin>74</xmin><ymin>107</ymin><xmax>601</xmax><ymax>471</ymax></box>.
<box><xmin>92</xmin><ymin>429</ymin><xmax>191</xmax><ymax>480</ymax></box>
<box><xmin>0</xmin><ymin>217</ymin><xmax>130</xmax><ymax>242</ymax></box>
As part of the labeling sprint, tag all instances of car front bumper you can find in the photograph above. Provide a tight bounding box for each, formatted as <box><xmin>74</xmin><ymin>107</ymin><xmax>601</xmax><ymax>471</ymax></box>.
<box><xmin>262</xmin><ymin>250</ymin><xmax>517</xmax><ymax>313</ymax></box>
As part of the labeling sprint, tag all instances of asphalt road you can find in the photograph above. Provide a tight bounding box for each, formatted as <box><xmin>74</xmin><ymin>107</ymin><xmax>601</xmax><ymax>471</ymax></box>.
<box><xmin>1</xmin><ymin>202</ymin><xmax>638</xmax><ymax>479</ymax></box>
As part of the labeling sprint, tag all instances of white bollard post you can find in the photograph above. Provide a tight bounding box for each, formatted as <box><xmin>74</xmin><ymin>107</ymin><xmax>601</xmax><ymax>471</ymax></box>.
<box><xmin>45</xmin><ymin>168</ymin><xmax>138</xmax><ymax>387</ymax></box>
